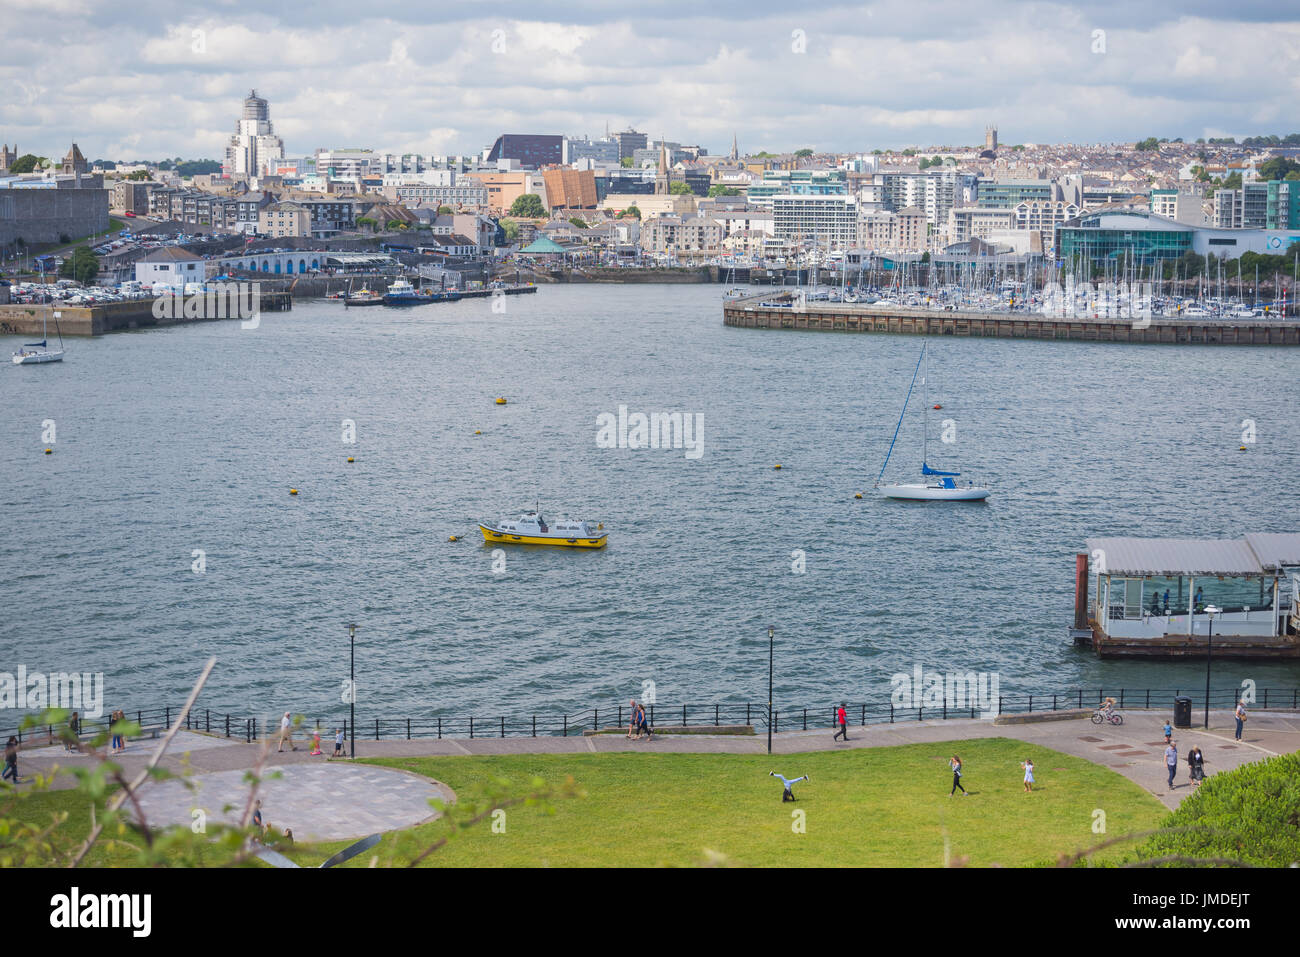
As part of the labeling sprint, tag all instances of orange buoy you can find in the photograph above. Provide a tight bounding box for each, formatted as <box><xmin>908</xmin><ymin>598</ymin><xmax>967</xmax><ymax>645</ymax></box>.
<box><xmin>933</xmin><ymin>404</ymin><xmax>942</xmax><ymax>410</ymax></box>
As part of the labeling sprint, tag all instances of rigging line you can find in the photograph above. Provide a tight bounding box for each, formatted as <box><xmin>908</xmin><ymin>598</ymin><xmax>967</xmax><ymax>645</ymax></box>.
<box><xmin>875</xmin><ymin>340</ymin><xmax>926</xmax><ymax>487</ymax></box>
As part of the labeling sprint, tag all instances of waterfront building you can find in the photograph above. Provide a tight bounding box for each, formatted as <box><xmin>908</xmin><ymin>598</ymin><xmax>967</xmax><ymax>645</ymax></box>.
<box><xmin>315</xmin><ymin>148</ymin><xmax>375</xmax><ymax>183</ymax></box>
<box><xmin>461</xmin><ymin>170</ymin><xmax>546</xmax><ymax>214</ymax></box>
<box><xmin>392</xmin><ymin>181</ymin><xmax>489</xmax><ymax>209</ymax></box>
<box><xmin>1056</xmin><ymin>209</ymin><xmax>1300</xmax><ymax>263</ymax></box>
<box><xmin>947</xmin><ymin>206</ymin><xmax>1016</xmax><ymax>244</ymax></box>
<box><xmin>484</xmin><ymin>134</ymin><xmax>563</xmax><ymax>168</ymax></box>
<box><xmin>134</xmin><ymin>246</ymin><xmax>205</xmax><ymax>288</ymax></box>
<box><xmin>1213</xmin><ymin>180</ymin><xmax>1300</xmax><ymax>230</ymax></box>
<box><xmin>748</xmin><ymin>169</ymin><xmax>847</xmax><ymax>207</ymax></box>
<box><xmin>639</xmin><ymin>215</ymin><xmax>723</xmax><ymax>257</ymax></box>
<box><xmin>771</xmin><ymin>193</ymin><xmax>859</xmax><ymax>249</ymax></box>
<box><xmin>223</xmin><ymin>90</ymin><xmax>286</xmax><ymax>179</ymax></box>
<box><xmin>1076</xmin><ymin>533</ymin><xmax>1300</xmax><ymax>658</ymax></box>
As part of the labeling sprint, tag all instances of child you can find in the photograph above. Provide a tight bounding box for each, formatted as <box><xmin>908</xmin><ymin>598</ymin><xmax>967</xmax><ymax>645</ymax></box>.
<box><xmin>950</xmin><ymin>755</ymin><xmax>966</xmax><ymax>796</ymax></box>
<box><xmin>333</xmin><ymin>728</ymin><xmax>344</xmax><ymax>757</ymax></box>
<box><xmin>310</xmin><ymin>729</ymin><xmax>322</xmax><ymax>756</ymax></box>
<box><xmin>1163</xmin><ymin>720</ymin><xmax>1172</xmax><ymax>743</ymax></box>
<box><xmin>1021</xmin><ymin>758</ymin><xmax>1035</xmax><ymax>793</ymax></box>
<box><xmin>770</xmin><ymin>771</ymin><xmax>808</xmax><ymax>802</ymax></box>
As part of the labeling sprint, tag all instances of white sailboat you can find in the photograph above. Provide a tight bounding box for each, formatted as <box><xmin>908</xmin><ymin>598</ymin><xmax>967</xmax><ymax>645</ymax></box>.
<box><xmin>875</xmin><ymin>340</ymin><xmax>989</xmax><ymax>501</ymax></box>
<box><xmin>12</xmin><ymin>312</ymin><xmax>65</xmax><ymax>365</ymax></box>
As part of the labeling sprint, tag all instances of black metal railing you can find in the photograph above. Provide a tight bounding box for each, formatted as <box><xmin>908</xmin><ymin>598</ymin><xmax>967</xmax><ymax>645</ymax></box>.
<box><xmin>4</xmin><ymin>688</ymin><xmax>1296</xmax><ymax>744</ymax></box>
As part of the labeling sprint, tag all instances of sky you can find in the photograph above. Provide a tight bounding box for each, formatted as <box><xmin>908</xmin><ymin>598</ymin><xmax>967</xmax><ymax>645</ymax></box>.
<box><xmin>2</xmin><ymin>0</ymin><xmax>1298</xmax><ymax>162</ymax></box>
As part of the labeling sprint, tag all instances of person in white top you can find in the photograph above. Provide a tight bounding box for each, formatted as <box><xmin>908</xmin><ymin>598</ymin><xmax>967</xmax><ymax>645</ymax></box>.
<box><xmin>1021</xmin><ymin>758</ymin><xmax>1035</xmax><ymax>793</ymax></box>
<box><xmin>277</xmin><ymin>711</ymin><xmax>297</xmax><ymax>752</ymax></box>
<box><xmin>1234</xmin><ymin>700</ymin><xmax>1247</xmax><ymax>741</ymax></box>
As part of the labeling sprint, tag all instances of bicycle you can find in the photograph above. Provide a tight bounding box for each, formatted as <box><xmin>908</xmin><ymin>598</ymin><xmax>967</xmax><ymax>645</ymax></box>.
<box><xmin>1091</xmin><ymin>708</ymin><xmax>1124</xmax><ymax>726</ymax></box>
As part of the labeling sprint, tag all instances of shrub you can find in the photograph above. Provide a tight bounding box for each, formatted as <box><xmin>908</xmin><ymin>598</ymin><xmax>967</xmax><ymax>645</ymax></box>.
<box><xmin>1131</xmin><ymin>753</ymin><xmax>1300</xmax><ymax>867</ymax></box>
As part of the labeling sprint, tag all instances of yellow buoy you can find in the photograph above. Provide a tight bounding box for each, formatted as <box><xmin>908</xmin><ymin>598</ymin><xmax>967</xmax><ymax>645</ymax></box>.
<box><xmin>495</xmin><ymin>397</ymin><xmax>507</xmax><ymax>405</ymax></box>
<box><xmin>474</xmin><ymin>430</ymin><xmax>482</xmax><ymax>435</ymax></box>
<box><xmin>448</xmin><ymin>535</ymin><xmax>458</xmax><ymax>542</ymax></box>
<box><xmin>347</xmin><ymin>457</ymin><xmax>355</xmax><ymax>463</ymax></box>
<box><xmin>855</xmin><ymin>492</ymin><xmax>863</xmax><ymax>499</ymax></box>
<box><xmin>289</xmin><ymin>488</ymin><xmax>298</xmax><ymax>495</ymax></box>
<box><xmin>44</xmin><ymin>448</ymin><xmax>52</xmax><ymax>455</ymax></box>
<box><xmin>1238</xmin><ymin>446</ymin><xmax>1247</xmax><ymax>451</ymax></box>
<box><xmin>773</xmin><ymin>464</ymin><xmax>782</xmax><ymax>470</ymax></box>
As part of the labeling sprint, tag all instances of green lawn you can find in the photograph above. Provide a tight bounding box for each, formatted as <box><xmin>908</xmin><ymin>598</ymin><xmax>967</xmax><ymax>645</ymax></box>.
<box><xmin>284</xmin><ymin>738</ymin><xmax>1165</xmax><ymax>868</ymax></box>
<box><xmin>6</xmin><ymin>738</ymin><xmax>1166</xmax><ymax>867</ymax></box>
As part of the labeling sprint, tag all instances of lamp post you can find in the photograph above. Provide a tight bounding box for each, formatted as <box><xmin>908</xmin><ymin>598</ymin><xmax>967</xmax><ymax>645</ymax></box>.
<box><xmin>767</xmin><ymin>625</ymin><xmax>775</xmax><ymax>755</ymax></box>
<box><xmin>1203</xmin><ymin>605</ymin><xmax>1220</xmax><ymax>729</ymax></box>
<box><xmin>348</xmin><ymin>622</ymin><xmax>357</xmax><ymax>757</ymax></box>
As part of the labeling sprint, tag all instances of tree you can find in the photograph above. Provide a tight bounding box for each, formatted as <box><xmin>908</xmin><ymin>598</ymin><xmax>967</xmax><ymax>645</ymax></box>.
<box><xmin>59</xmin><ymin>246</ymin><xmax>99</xmax><ymax>284</ymax></box>
<box><xmin>668</xmin><ymin>181</ymin><xmax>692</xmax><ymax>195</ymax></box>
<box><xmin>1258</xmin><ymin>157</ymin><xmax>1300</xmax><ymax>181</ymax></box>
<box><xmin>707</xmin><ymin>185</ymin><xmax>740</xmax><ymax>197</ymax></box>
<box><xmin>7</xmin><ymin>154</ymin><xmax>40</xmax><ymax>174</ymax></box>
<box><xmin>794</xmin><ymin>148</ymin><xmax>814</xmax><ymax>158</ymax></box>
<box><xmin>355</xmin><ymin>216</ymin><xmax>376</xmax><ymax>231</ymax></box>
<box><xmin>625</xmin><ymin>206</ymin><xmax>641</xmax><ymax>220</ymax></box>
<box><xmin>126</xmin><ymin>170</ymin><xmax>151</xmax><ymax>181</ymax></box>
<box><xmin>1135</xmin><ymin>137</ymin><xmax>1160</xmax><ymax>150</ymax></box>
<box><xmin>437</xmin><ymin>205</ymin><xmax>453</xmax><ymax>214</ymax></box>
<box><xmin>568</xmin><ymin>216</ymin><xmax>589</xmax><ymax>229</ymax></box>
<box><xmin>620</xmin><ymin>157</ymin><xmax>633</xmax><ymax>168</ymax></box>
<box><xmin>508</xmin><ymin>193</ymin><xmax>545</xmax><ymax>218</ymax></box>
<box><xmin>500</xmin><ymin>218</ymin><xmax>519</xmax><ymax>241</ymax></box>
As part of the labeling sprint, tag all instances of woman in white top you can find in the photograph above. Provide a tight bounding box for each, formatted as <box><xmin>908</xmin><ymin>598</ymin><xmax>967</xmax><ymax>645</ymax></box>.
<box><xmin>1021</xmin><ymin>758</ymin><xmax>1035</xmax><ymax>793</ymax></box>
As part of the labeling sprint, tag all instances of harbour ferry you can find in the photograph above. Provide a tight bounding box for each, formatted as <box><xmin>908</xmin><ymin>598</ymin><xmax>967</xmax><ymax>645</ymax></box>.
<box><xmin>479</xmin><ymin>510</ymin><xmax>607</xmax><ymax>548</ymax></box>
<box><xmin>382</xmin><ymin>278</ymin><xmax>427</xmax><ymax>306</ymax></box>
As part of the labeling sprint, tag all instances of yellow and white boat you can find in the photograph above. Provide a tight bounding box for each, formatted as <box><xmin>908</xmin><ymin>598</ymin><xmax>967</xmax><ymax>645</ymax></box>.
<box><xmin>479</xmin><ymin>511</ymin><xmax>607</xmax><ymax>548</ymax></box>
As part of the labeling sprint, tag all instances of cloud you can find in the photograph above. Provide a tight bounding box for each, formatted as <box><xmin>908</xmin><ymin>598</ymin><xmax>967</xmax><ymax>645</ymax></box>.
<box><xmin>0</xmin><ymin>1</ymin><xmax>1297</xmax><ymax>160</ymax></box>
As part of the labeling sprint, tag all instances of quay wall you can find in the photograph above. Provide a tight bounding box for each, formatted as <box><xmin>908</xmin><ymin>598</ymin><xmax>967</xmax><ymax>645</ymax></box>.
<box><xmin>0</xmin><ymin>289</ymin><xmax>292</xmax><ymax>336</ymax></box>
<box><xmin>722</xmin><ymin>300</ymin><xmax>1300</xmax><ymax>346</ymax></box>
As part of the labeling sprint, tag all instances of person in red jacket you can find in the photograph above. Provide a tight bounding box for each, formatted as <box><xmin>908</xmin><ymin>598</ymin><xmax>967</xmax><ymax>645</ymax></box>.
<box><xmin>833</xmin><ymin>703</ymin><xmax>848</xmax><ymax>741</ymax></box>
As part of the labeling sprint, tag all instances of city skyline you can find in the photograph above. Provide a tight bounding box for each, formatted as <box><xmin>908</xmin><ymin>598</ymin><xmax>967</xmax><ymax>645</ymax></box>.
<box><xmin>2</xmin><ymin>0</ymin><xmax>1298</xmax><ymax>161</ymax></box>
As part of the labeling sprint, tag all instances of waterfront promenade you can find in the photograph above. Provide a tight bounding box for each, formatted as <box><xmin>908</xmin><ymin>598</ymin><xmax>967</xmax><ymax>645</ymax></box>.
<box><xmin>18</xmin><ymin>708</ymin><xmax>1298</xmax><ymax>841</ymax></box>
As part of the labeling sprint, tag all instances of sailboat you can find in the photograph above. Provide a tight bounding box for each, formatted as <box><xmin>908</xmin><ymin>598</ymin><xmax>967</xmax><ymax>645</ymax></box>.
<box><xmin>12</xmin><ymin>312</ymin><xmax>65</xmax><ymax>365</ymax></box>
<box><xmin>875</xmin><ymin>340</ymin><xmax>989</xmax><ymax>501</ymax></box>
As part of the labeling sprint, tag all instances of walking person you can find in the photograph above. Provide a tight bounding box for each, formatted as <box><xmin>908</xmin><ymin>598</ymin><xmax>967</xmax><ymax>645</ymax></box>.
<box><xmin>1234</xmin><ymin>700</ymin><xmax>1247</xmax><ymax>741</ymax></box>
<box><xmin>949</xmin><ymin>754</ymin><xmax>966</xmax><ymax>796</ymax></box>
<box><xmin>3</xmin><ymin>736</ymin><xmax>18</xmax><ymax>784</ymax></box>
<box><xmin>1021</xmin><ymin>757</ymin><xmax>1035</xmax><ymax>793</ymax></box>
<box><xmin>277</xmin><ymin>712</ymin><xmax>297</xmax><ymax>753</ymax></box>
<box><xmin>66</xmin><ymin>712</ymin><xmax>80</xmax><ymax>752</ymax></box>
<box><xmin>1165</xmin><ymin>740</ymin><xmax>1178</xmax><ymax>790</ymax></box>
<box><xmin>1187</xmin><ymin>745</ymin><xmax>1205</xmax><ymax>787</ymax></box>
<box><xmin>636</xmin><ymin>702</ymin><xmax>653</xmax><ymax>741</ymax></box>
<box><xmin>832</xmin><ymin>702</ymin><xmax>848</xmax><ymax>742</ymax></box>
<box><xmin>626</xmin><ymin>700</ymin><xmax>638</xmax><ymax>740</ymax></box>
<box><xmin>1163</xmin><ymin>720</ymin><xmax>1172</xmax><ymax>744</ymax></box>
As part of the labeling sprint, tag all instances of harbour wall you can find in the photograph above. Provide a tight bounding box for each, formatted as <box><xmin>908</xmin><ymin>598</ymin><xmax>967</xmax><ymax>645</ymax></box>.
<box><xmin>723</xmin><ymin>299</ymin><xmax>1300</xmax><ymax>346</ymax></box>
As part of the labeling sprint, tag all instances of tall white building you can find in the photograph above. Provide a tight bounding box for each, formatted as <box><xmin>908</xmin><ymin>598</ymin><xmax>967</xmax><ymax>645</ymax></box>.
<box><xmin>223</xmin><ymin>90</ymin><xmax>285</xmax><ymax>179</ymax></box>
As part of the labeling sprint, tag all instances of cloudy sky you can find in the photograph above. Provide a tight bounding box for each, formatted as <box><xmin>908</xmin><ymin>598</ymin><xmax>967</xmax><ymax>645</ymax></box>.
<box><xmin>3</xmin><ymin>0</ymin><xmax>1298</xmax><ymax>162</ymax></box>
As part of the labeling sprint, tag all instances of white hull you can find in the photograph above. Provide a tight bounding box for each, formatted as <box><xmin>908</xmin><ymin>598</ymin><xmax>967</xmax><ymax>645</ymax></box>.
<box><xmin>879</xmin><ymin>483</ymin><xmax>989</xmax><ymax>501</ymax></box>
<box><xmin>12</xmin><ymin>350</ymin><xmax>64</xmax><ymax>365</ymax></box>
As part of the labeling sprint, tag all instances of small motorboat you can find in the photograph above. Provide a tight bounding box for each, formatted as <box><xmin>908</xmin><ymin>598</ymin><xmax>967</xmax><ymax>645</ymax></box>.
<box><xmin>478</xmin><ymin>510</ymin><xmax>607</xmax><ymax>548</ymax></box>
<box><xmin>344</xmin><ymin>288</ymin><xmax>383</xmax><ymax>307</ymax></box>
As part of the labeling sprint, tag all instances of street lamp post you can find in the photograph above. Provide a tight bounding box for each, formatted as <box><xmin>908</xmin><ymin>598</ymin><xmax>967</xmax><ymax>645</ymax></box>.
<box><xmin>1203</xmin><ymin>605</ymin><xmax>1220</xmax><ymax>729</ymax></box>
<box><xmin>767</xmin><ymin>626</ymin><xmax>774</xmax><ymax>755</ymax></box>
<box><xmin>348</xmin><ymin>623</ymin><xmax>357</xmax><ymax>757</ymax></box>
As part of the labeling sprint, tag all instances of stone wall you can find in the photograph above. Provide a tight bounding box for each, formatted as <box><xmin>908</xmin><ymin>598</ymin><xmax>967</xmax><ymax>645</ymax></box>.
<box><xmin>0</xmin><ymin>188</ymin><xmax>110</xmax><ymax>246</ymax></box>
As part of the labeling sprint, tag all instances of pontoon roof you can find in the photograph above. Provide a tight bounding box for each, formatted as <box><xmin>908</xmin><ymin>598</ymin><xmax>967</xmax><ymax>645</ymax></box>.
<box><xmin>1084</xmin><ymin>533</ymin><xmax>1300</xmax><ymax>577</ymax></box>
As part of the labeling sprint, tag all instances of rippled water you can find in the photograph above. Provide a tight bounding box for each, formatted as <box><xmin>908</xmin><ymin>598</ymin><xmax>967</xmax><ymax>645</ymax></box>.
<box><xmin>3</xmin><ymin>284</ymin><xmax>1298</xmax><ymax>722</ymax></box>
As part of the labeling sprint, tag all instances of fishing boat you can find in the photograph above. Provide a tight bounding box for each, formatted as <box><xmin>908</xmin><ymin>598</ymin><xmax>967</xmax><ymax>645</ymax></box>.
<box><xmin>875</xmin><ymin>341</ymin><xmax>989</xmax><ymax>501</ymax></box>
<box><xmin>478</xmin><ymin>510</ymin><xmax>607</xmax><ymax>548</ymax></box>
<box><xmin>344</xmin><ymin>287</ymin><xmax>383</xmax><ymax>307</ymax></box>
<box><xmin>382</xmin><ymin>278</ymin><xmax>430</xmax><ymax>306</ymax></box>
<box><xmin>12</xmin><ymin>312</ymin><xmax>65</xmax><ymax>365</ymax></box>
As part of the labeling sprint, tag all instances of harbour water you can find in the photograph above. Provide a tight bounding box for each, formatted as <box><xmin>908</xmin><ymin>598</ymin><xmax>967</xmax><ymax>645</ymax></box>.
<box><xmin>2</xmin><ymin>284</ymin><xmax>1298</xmax><ymax>721</ymax></box>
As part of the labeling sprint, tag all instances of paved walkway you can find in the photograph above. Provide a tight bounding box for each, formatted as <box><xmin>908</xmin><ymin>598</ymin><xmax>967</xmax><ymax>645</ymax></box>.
<box><xmin>16</xmin><ymin>709</ymin><xmax>1297</xmax><ymax>834</ymax></box>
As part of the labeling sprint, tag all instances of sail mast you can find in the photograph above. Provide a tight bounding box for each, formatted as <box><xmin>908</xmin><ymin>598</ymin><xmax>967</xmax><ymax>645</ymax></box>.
<box><xmin>875</xmin><ymin>341</ymin><xmax>926</xmax><ymax>487</ymax></box>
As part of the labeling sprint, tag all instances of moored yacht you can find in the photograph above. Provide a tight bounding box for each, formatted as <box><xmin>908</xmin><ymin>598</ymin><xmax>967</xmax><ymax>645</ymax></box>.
<box><xmin>478</xmin><ymin>510</ymin><xmax>607</xmax><ymax>548</ymax></box>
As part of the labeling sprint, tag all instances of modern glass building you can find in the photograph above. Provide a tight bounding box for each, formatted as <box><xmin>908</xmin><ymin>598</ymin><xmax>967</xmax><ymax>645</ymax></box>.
<box><xmin>1057</xmin><ymin>211</ymin><xmax>1193</xmax><ymax>263</ymax></box>
<box><xmin>485</xmin><ymin>134</ymin><xmax>563</xmax><ymax>168</ymax></box>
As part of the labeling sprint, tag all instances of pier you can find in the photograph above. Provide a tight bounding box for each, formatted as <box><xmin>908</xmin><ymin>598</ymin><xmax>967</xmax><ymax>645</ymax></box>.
<box><xmin>723</xmin><ymin>294</ymin><xmax>1300</xmax><ymax>345</ymax></box>
<box><xmin>0</xmin><ymin>288</ymin><xmax>292</xmax><ymax>337</ymax></box>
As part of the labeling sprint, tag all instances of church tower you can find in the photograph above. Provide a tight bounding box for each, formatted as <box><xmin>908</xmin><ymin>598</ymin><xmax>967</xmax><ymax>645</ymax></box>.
<box><xmin>654</xmin><ymin>138</ymin><xmax>670</xmax><ymax>195</ymax></box>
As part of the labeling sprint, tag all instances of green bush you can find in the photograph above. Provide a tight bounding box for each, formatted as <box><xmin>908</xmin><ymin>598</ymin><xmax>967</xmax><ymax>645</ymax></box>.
<box><xmin>1131</xmin><ymin>753</ymin><xmax>1300</xmax><ymax>867</ymax></box>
